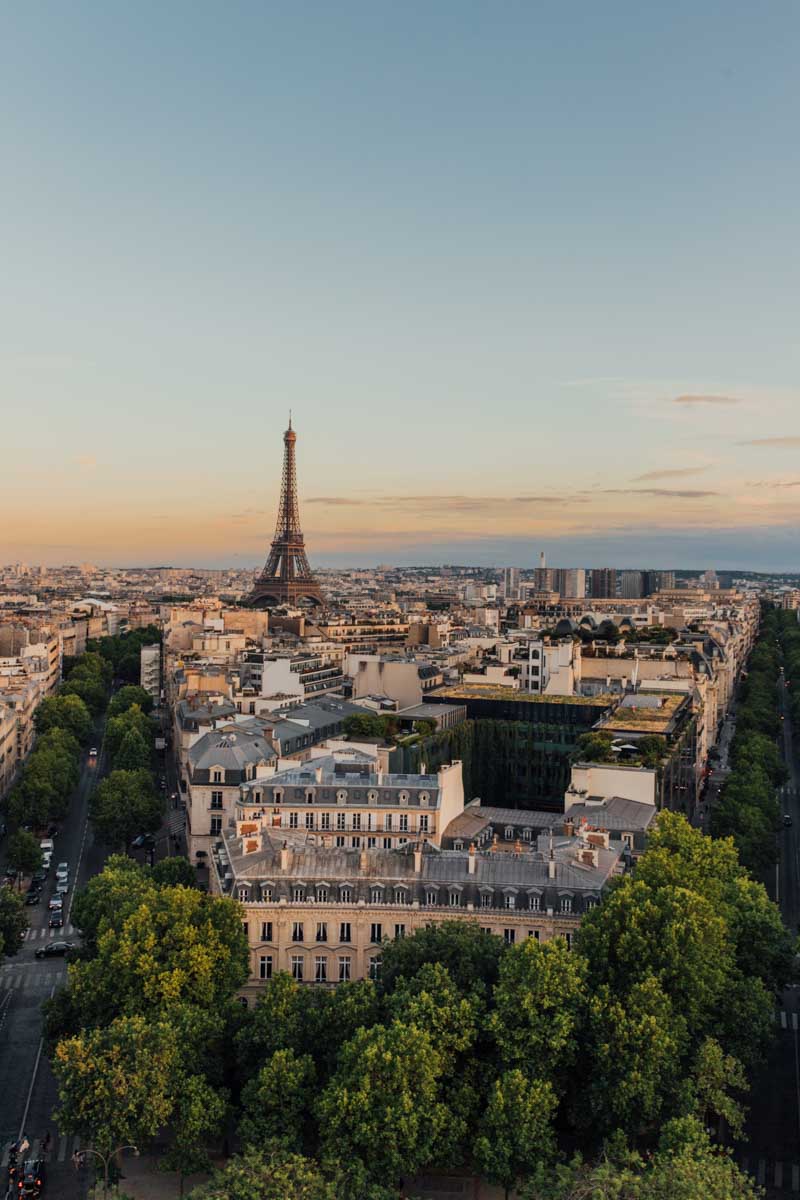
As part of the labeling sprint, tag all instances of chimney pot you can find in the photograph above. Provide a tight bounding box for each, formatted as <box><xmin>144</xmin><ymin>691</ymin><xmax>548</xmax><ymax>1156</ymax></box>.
<box><xmin>467</xmin><ymin>843</ymin><xmax>477</xmax><ymax>874</ymax></box>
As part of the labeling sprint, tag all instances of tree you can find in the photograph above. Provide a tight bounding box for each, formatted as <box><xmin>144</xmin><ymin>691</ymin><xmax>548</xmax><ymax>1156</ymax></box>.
<box><xmin>342</xmin><ymin>713</ymin><xmax>383</xmax><ymax>739</ymax></box>
<box><xmin>385</xmin><ymin>962</ymin><xmax>481</xmax><ymax>1059</ymax></box>
<box><xmin>317</xmin><ymin>1021</ymin><xmax>448</xmax><ymax>1192</ymax></box>
<box><xmin>151</xmin><ymin>857</ymin><xmax>196</xmax><ymax>889</ymax></box>
<box><xmin>239</xmin><ymin>1049</ymin><xmax>316</xmax><ymax>1152</ymax></box>
<box><xmin>108</xmin><ymin>686</ymin><xmax>154</xmax><ymax>719</ymax></box>
<box><xmin>70</xmin><ymin>855</ymin><xmax>155</xmax><ymax>949</ymax></box>
<box><xmin>106</xmin><ymin>706</ymin><xmax>153</xmax><ymax>763</ymax></box>
<box><xmin>0</xmin><ymin>888</ymin><xmax>26</xmax><ymax>957</ymax></box>
<box><xmin>490</xmin><ymin>937</ymin><xmax>587</xmax><ymax>1085</ymax></box>
<box><xmin>90</xmin><ymin>769</ymin><xmax>163</xmax><ymax>850</ymax></box>
<box><xmin>35</xmin><ymin>694</ymin><xmax>92</xmax><ymax>744</ymax></box>
<box><xmin>379</xmin><ymin>920</ymin><xmax>505</xmax><ymax>997</ymax></box>
<box><xmin>691</xmin><ymin>1037</ymin><xmax>747</xmax><ymax>1139</ymax></box>
<box><xmin>53</xmin><ymin>1016</ymin><xmax>178</xmax><ymax>1156</ymax></box>
<box><xmin>187</xmin><ymin>1149</ymin><xmax>335</xmax><ymax>1200</ymax></box>
<box><xmin>114</xmin><ymin>728</ymin><xmax>150</xmax><ymax>772</ymax></box>
<box><xmin>161</xmin><ymin>1072</ymin><xmax>228</xmax><ymax>1193</ymax></box>
<box><xmin>413</xmin><ymin>719</ymin><xmax>437</xmax><ymax>736</ymax></box>
<box><xmin>7</xmin><ymin>829</ymin><xmax>43</xmax><ymax>881</ymax></box>
<box><xmin>474</xmin><ymin>1071</ymin><xmax>557</xmax><ymax>1199</ymax></box>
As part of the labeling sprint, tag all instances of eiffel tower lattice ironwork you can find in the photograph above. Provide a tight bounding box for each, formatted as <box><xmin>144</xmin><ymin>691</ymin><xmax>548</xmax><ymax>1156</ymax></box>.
<box><xmin>246</xmin><ymin>418</ymin><xmax>324</xmax><ymax>609</ymax></box>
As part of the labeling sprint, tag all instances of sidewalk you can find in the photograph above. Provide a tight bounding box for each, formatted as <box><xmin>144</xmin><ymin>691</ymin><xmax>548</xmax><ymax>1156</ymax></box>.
<box><xmin>111</xmin><ymin>1154</ymin><xmax>210</xmax><ymax>1198</ymax></box>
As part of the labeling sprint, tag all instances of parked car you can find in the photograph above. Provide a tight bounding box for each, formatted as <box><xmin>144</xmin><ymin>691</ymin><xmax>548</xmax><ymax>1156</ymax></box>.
<box><xmin>131</xmin><ymin>833</ymin><xmax>155</xmax><ymax>848</ymax></box>
<box><xmin>56</xmin><ymin>862</ymin><xmax>69</xmax><ymax>876</ymax></box>
<box><xmin>49</xmin><ymin>911</ymin><xmax>64</xmax><ymax>928</ymax></box>
<box><xmin>36</xmin><ymin>941</ymin><xmax>74</xmax><ymax>959</ymax></box>
<box><xmin>784</xmin><ymin>814</ymin><xmax>793</xmax><ymax>828</ymax></box>
<box><xmin>25</xmin><ymin>891</ymin><xmax>42</xmax><ymax>907</ymax></box>
<box><xmin>41</xmin><ymin>853</ymin><xmax>52</xmax><ymax>871</ymax></box>
<box><xmin>55</xmin><ymin>880</ymin><xmax>69</xmax><ymax>897</ymax></box>
<box><xmin>39</xmin><ymin>839</ymin><xmax>55</xmax><ymax>857</ymax></box>
<box><xmin>48</xmin><ymin>896</ymin><xmax>63</xmax><ymax>912</ymax></box>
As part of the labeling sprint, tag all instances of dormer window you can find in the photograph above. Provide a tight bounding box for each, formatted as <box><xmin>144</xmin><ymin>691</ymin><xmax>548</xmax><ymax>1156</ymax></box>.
<box><xmin>367</xmin><ymin>789</ymin><xmax>379</xmax><ymax>803</ymax></box>
<box><xmin>419</xmin><ymin>791</ymin><xmax>429</xmax><ymax>806</ymax></box>
<box><xmin>370</xmin><ymin>886</ymin><xmax>383</xmax><ymax>904</ymax></box>
<box><xmin>336</xmin><ymin>789</ymin><xmax>347</xmax><ymax>805</ymax></box>
<box><xmin>212</xmin><ymin>770</ymin><xmax>223</xmax><ymax>784</ymax></box>
<box><xmin>340</xmin><ymin>885</ymin><xmax>352</xmax><ymax>903</ymax></box>
<box><xmin>317</xmin><ymin>886</ymin><xmax>328</xmax><ymax>903</ymax></box>
<box><xmin>274</xmin><ymin>789</ymin><xmax>283</xmax><ymax>804</ymax></box>
<box><xmin>293</xmin><ymin>886</ymin><xmax>305</xmax><ymax>903</ymax></box>
<box><xmin>394</xmin><ymin>887</ymin><xmax>407</xmax><ymax>905</ymax></box>
<box><xmin>504</xmin><ymin>826</ymin><xmax>514</xmax><ymax>840</ymax></box>
<box><xmin>399</xmin><ymin>791</ymin><xmax>409</xmax><ymax>805</ymax></box>
<box><xmin>237</xmin><ymin>886</ymin><xmax>249</xmax><ymax>902</ymax></box>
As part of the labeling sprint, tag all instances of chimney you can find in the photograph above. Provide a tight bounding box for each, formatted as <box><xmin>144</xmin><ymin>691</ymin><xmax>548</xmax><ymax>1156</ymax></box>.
<box><xmin>547</xmin><ymin>831</ymin><xmax>556</xmax><ymax>879</ymax></box>
<box><xmin>359</xmin><ymin>848</ymin><xmax>369</xmax><ymax>872</ymax></box>
<box><xmin>467</xmin><ymin>843</ymin><xmax>477</xmax><ymax>874</ymax></box>
<box><xmin>280</xmin><ymin>841</ymin><xmax>290</xmax><ymax>871</ymax></box>
<box><xmin>513</xmin><ymin>839</ymin><xmax>522</xmax><ymax>856</ymax></box>
<box><xmin>563</xmin><ymin>819</ymin><xmax>575</xmax><ymax>838</ymax></box>
<box><xmin>414</xmin><ymin>844</ymin><xmax>423</xmax><ymax>874</ymax></box>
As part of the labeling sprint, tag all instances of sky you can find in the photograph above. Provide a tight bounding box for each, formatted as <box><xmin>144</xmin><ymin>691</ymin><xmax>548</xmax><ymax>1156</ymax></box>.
<box><xmin>1</xmin><ymin>1</ymin><xmax>799</xmax><ymax>571</ymax></box>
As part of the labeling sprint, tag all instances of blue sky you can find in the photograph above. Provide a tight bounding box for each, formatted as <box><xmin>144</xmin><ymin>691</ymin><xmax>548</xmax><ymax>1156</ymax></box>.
<box><xmin>2</xmin><ymin>2</ymin><xmax>799</xmax><ymax>569</ymax></box>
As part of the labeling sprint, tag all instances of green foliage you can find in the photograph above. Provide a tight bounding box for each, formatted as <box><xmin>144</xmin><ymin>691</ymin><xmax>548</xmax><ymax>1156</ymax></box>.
<box><xmin>106</xmin><ymin>705</ymin><xmax>153</xmax><ymax>763</ymax></box>
<box><xmin>378</xmin><ymin>919</ymin><xmax>505</xmax><ymax>997</ymax></box>
<box><xmin>574</xmin><ymin>731</ymin><xmax>615</xmax><ymax>762</ymax></box>
<box><xmin>187</xmin><ymin>1149</ymin><xmax>336</xmax><ymax>1200</ymax></box>
<box><xmin>0</xmin><ymin>887</ymin><xmax>26</xmax><ymax>957</ymax></box>
<box><xmin>151</xmin><ymin>856</ymin><xmax>197</xmax><ymax>888</ymax></box>
<box><xmin>342</xmin><ymin>712</ymin><xmax>398</xmax><ymax>740</ymax></box>
<box><xmin>7</xmin><ymin>828</ymin><xmax>43</xmax><ymax>878</ymax></box>
<box><xmin>35</xmin><ymin>693</ymin><xmax>92</xmax><ymax>744</ymax></box>
<box><xmin>108</xmin><ymin>685</ymin><xmax>155</xmax><ymax>718</ymax></box>
<box><xmin>89</xmin><ymin>768</ymin><xmax>164</xmax><ymax>849</ymax></box>
<box><xmin>114</xmin><ymin>727</ymin><xmax>151</xmax><ymax>771</ymax></box>
<box><xmin>474</xmin><ymin>1070</ymin><xmax>557</xmax><ymax>1195</ymax></box>
<box><xmin>90</xmin><ymin>626</ymin><xmax>161</xmax><ymax>685</ymax></box>
<box><xmin>239</xmin><ymin>1049</ymin><xmax>316</xmax><ymax>1152</ymax></box>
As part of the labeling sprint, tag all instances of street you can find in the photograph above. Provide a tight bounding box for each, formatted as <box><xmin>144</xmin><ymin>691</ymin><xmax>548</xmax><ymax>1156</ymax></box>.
<box><xmin>0</xmin><ymin>716</ymin><xmax>109</xmax><ymax>1200</ymax></box>
<box><xmin>738</xmin><ymin>667</ymin><xmax>800</xmax><ymax>1197</ymax></box>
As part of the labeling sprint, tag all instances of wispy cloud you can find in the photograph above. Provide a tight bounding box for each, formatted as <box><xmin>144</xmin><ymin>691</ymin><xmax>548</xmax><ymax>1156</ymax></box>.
<box><xmin>598</xmin><ymin>488</ymin><xmax>719</xmax><ymax>499</ymax></box>
<box><xmin>672</xmin><ymin>394</ymin><xmax>742</xmax><ymax>406</ymax></box>
<box><xmin>632</xmin><ymin>466</ymin><xmax>710</xmax><ymax>482</ymax></box>
<box><xmin>739</xmin><ymin>437</ymin><xmax>800</xmax><ymax>448</ymax></box>
<box><xmin>304</xmin><ymin>493</ymin><xmax>587</xmax><ymax>512</ymax></box>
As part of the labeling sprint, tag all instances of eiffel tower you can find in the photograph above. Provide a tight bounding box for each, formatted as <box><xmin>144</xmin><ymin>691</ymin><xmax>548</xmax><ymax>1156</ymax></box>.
<box><xmin>246</xmin><ymin>418</ymin><xmax>324</xmax><ymax>609</ymax></box>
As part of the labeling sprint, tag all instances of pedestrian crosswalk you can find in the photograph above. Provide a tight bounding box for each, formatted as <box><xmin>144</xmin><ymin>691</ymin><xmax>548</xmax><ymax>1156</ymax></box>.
<box><xmin>1</xmin><ymin>1134</ymin><xmax>84</xmax><ymax>1169</ymax></box>
<box><xmin>21</xmin><ymin>924</ymin><xmax>75</xmax><ymax>940</ymax></box>
<box><xmin>0</xmin><ymin>968</ymin><xmax>65</xmax><ymax>992</ymax></box>
<box><xmin>737</xmin><ymin>1155</ymin><xmax>800</xmax><ymax>1192</ymax></box>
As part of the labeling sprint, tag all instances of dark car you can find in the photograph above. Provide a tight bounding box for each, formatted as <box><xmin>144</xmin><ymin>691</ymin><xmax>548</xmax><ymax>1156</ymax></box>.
<box><xmin>784</xmin><ymin>814</ymin><xmax>793</xmax><ymax>828</ymax></box>
<box><xmin>35</xmin><ymin>941</ymin><xmax>74</xmax><ymax>960</ymax></box>
<box><xmin>20</xmin><ymin>1158</ymin><xmax>46</xmax><ymax>1197</ymax></box>
<box><xmin>48</xmin><ymin>911</ymin><xmax>64</xmax><ymax>928</ymax></box>
<box><xmin>131</xmin><ymin>833</ymin><xmax>155</xmax><ymax>848</ymax></box>
<box><xmin>47</xmin><ymin>825</ymin><xmax>58</xmax><ymax>838</ymax></box>
<box><xmin>31</xmin><ymin>870</ymin><xmax>47</xmax><ymax>886</ymax></box>
<box><xmin>25</xmin><ymin>890</ymin><xmax>42</xmax><ymax>907</ymax></box>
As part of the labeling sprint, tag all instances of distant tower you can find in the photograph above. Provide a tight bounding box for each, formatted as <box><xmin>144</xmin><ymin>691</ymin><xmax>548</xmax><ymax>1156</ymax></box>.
<box><xmin>539</xmin><ymin>551</ymin><xmax>546</xmax><ymax>569</ymax></box>
<box><xmin>246</xmin><ymin>418</ymin><xmax>324</xmax><ymax>609</ymax></box>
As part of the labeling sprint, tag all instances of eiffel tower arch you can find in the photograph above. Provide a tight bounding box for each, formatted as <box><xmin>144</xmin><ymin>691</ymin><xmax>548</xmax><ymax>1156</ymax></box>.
<box><xmin>246</xmin><ymin>419</ymin><xmax>324</xmax><ymax>609</ymax></box>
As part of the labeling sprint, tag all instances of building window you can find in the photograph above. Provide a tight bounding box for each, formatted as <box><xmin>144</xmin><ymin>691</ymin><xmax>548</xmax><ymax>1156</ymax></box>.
<box><xmin>399</xmin><ymin>814</ymin><xmax>409</xmax><ymax>833</ymax></box>
<box><xmin>306</xmin><ymin>791</ymin><xmax>315</xmax><ymax>804</ymax></box>
<box><xmin>351</xmin><ymin>836</ymin><xmax>361</xmax><ymax>849</ymax></box>
<box><xmin>340</xmin><ymin>922</ymin><xmax>351</xmax><ymax>943</ymax></box>
<box><xmin>480</xmin><ymin>892</ymin><xmax>492</xmax><ymax>908</ymax></box>
<box><xmin>259</xmin><ymin>954</ymin><xmax>273</xmax><ymax>980</ymax></box>
<box><xmin>586</xmin><ymin>897</ymin><xmax>597</xmax><ymax>909</ymax></box>
<box><xmin>291</xmin><ymin>955</ymin><xmax>304</xmax><ymax>981</ymax></box>
<box><xmin>504</xmin><ymin>826</ymin><xmax>514</xmax><ymax>840</ymax></box>
<box><xmin>383</xmin><ymin>837</ymin><xmax>392</xmax><ymax>849</ymax></box>
<box><xmin>399</xmin><ymin>791</ymin><xmax>409</xmax><ymax>805</ymax></box>
<box><xmin>352</xmin><ymin>813</ymin><xmax>361</xmax><ymax>831</ymax></box>
<box><xmin>305</xmin><ymin>812</ymin><xmax>314</xmax><ymax>830</ymax></box>
<box><xmin>212</xmin><ymin>770</ymin><xmax>222</xmax><ymax>784</ymax></box>
<box><xmin>338</xmin><ymin>955</ymin><xmax>351</xmax><ymax>982</ymax></box>
<box><xmin>370</xmin><ymin>887</ymin><xmax>383</xmax><ymax>904</ymax></box>
<box><xmin>565</xmin><ymin>932</ymin><xmax>573</xmax><ymax>950</ymax></box>
<box><xmin>529</xmin><ymin>895</ymin><xmax>541</xmax><ymax>912</ymax></box>
<box><xmin>262</xmin><ymin>887</ymin><xmax>273</xmax><ymax>903</ymax></box>
<box><xmin>291</xmin><ymin>922</ymin><xmax>304</xmax><ymax>942</ymax></box>
<box><xmin>336</xmin><ymin>813</ymin><xmax>346</xmax><ymax>831</ymax></box>
<box><xmin>561</xmin><ymin>897</ymin><xmax>573</xmax><ymax>914</ymax></box>
<box><xmin>320</xmin><ymin>813</ymin><xmax>331</xmax><ymax>831</ymax></box>
<box><xmin>238</xmin><ymin>886</ymin><xmax>249</xmax><ymax>903</ymax></box>
<box><xmin>315</xmin><ymin>956</ymin><xmax>327</xmax><ymax>983</ymax></box>
<box><xmin>367</xmin><ymin>836</ymin><xmax>376</xmax><ymax>848</ymax></box>
<box><xmin>449</xmin><ymin>891</ymin><xmax>461</xmax><ymax>907</ymax></box>
<box><xmin>261</xmin><ymin>921</ymin><xmax>272</xmax><ymax>941</ymax></box>
<box><xmin>335</xmin><ymin>835</ymin><xmax>345</xmax><ymax>848</ymax></box>
<box><xmin>293</xmin><ymin>887</ymin><xmax>305</xmax><ymax>903</ymax></box>
<box><xmin>504</xmin><ymin>894</ymin><xmax>516</xmax><ymax>910</ymax></box>
<box><xmin>528</xmin><ymin>930</ymin><xmax>540</xmax><ymax>941</ymax></box>
<box><xmin>419</xmin><ymin>814</ymin><xmax>429</xmax><ymax>833</ymax></box>
<box><xmin>210</xmin><ymin>816</ymin><xmax>222</xmax><ymax>836</ymax></box>
<box><xmin>394</xmin><ymin>888</ymin><xmax>407</xmax><ymax>905</ymax></box>
<box><xmin>419</xmin><ymin>791</ymin><xmax>429</xmax><ymax>806</ymax></box>
<box><xmin>315</xmin><ymin>921</ymin><xmax>328</xmax><ymax>943</ymax></box>
<box><xmin>317</xmin><ymin>886</ymin><xmax>328</xmax><ymax>903</ymax></box>
<box><xmin>289</xmin><ymin>813</ymin><xmax>299</xmax><ymax>829</ymax></box>
<box><xmin>384</xmin><ymin>814</ymin><xmax>393</xmax><ymax>832</ymax></box>
<box><xmin>370</xmin><ymin>922</ymin><xmax>382</xmax><ymax>943</ymax></box>
<box><xmin>504</xmin><ymin>928</ymin><xmax>516</xmax><ymax>945</ymax></box>
<box><xmin>454</xmin><ymin>840</ymin><xmax>464</xmax><ymax>852</ymax></box>
<box><xmin>241</xmin><ymin>921</ymin><xmax>249</xmax><ymax>940</ymax></box>
<box><xmin>369</xmin><ymin>955</ymin><xmax>382</xmax><ymax>980</ymax></box>
<box><xmin>394</xmin><ymin>924</ymin><xmax>405</xmax><ymax>939</ymax></box>
<box><xmin>522</xmin><ymin>829</ymin><xmax>531</xmax><ymax>842</ymax></box>
<box><xmin>210</xmin><ymin>791</ymin><xmax>223</xmax><ymax>809</ymax></box>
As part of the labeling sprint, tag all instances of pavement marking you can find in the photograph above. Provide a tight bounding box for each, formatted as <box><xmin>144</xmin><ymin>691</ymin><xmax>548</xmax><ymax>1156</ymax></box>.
<box><xmin>782</xmin><ymin>1010</ymin><xmax>788</xmax><ymax>1029</ymax></box>
<box><xmin>17</xmin><ymin>984</ymin><xmax>55</xmax><ymax>1140</ymax></box>
<box><xmin>793</xmin><ymin>1163</ymin><xmax>800</xmax><ymax>1191</ymax></box>
<box><xmin>794</xmin><ymin>1012</ymin><xmax>799</xmax><ymax>1032</ymax></box>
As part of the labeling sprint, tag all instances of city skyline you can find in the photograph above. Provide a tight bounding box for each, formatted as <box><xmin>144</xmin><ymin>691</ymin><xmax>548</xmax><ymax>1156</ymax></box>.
<box><xmin>3</xmin><ymin>3</ymin><xmax>799</xmax><ymax>569</ymax></box>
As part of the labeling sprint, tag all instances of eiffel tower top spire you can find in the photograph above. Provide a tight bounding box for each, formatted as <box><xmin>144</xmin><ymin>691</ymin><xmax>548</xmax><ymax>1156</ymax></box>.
<box><xmin>246</xmin><ymin>419</ymin><xmax>324</xmax><ymax>609</ymax></box>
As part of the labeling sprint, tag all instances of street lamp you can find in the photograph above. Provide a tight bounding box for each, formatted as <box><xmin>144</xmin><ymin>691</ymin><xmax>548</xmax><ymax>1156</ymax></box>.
<box><xmin>73</xmin><ymin>1144</ymin><xmax>139</xmax><ymax>1198</ymax></box>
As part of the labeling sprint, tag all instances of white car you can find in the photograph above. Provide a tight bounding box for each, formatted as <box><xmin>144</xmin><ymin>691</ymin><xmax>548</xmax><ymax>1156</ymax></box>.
<box><xmin>56</xmin><ymin>862</ymin><xmax>69</xmax><ymax>875</ymax></box>
<box><xmin>56</xmin><ymin>879</ymin><xmax>69</xmax><ymax>896</ymax></box>
<box><xmin>48</xmin><ymin>895</ymin><xmax>63</xmax><ymax>912</ymax></box>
